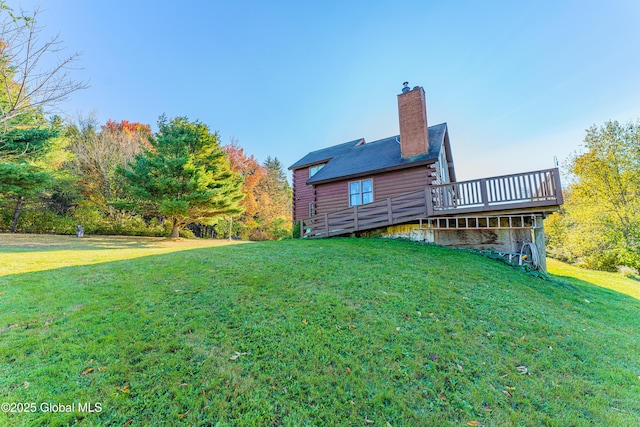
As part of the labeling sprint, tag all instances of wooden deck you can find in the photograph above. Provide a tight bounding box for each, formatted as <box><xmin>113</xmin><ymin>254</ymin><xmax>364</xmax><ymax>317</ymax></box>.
<box><xmin>299</xmin><ymin>168</ymin><xmax>563</xmax><ymax>238</ymax></box>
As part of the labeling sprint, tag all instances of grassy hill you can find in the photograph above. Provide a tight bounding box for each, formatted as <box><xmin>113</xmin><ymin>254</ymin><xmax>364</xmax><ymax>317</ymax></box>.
<box><xmin>0</xmin><ymin>236</ymin><xmax>639</xmax><ymax>426</ymax></box>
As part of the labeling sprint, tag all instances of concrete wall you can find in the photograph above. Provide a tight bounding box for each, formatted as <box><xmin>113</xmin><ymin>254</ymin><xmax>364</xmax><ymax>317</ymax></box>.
<box><xmin>377</xmin><ymin>217</ymin><xmax>548</xmax><ymax>272</ymax></box>
<box><xmin>383</xmin><ymin>224</ymin><xmax>532</xmax><ymax>251</ymax></box>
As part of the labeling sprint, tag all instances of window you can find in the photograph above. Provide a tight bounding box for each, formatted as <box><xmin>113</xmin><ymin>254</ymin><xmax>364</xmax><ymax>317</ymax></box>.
<box><xmin>349</xmin><ymin>179</ymin><xmax>373</xmax><ymax>206</ymax></box>
<box><xmin>309</xmin><ymin>163</ymin><xmax>325</xmax><ymax>177</ymax></box>
<box><xmin>309</xmin><ymin>203</ymin><xmax>314</xmax><ymax>217</ymax></box>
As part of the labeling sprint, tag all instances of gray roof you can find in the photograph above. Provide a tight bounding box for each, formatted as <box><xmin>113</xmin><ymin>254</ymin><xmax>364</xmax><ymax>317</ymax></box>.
<box><xmin>289</xmin><ymin>122</ymin><xmax>448</xmax><ymax>185</ymax></box>
<box><xmin>288</xmin><ymin>138</ymin><xmax>365</xmax><ymax>170</ymax></box>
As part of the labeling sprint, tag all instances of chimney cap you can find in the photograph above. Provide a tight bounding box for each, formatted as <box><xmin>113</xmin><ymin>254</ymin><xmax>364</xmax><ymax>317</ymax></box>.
<box><xmin>401</xmin><ymin>82</ymin><xmax>410</xmax><ymax>93</ymax></box>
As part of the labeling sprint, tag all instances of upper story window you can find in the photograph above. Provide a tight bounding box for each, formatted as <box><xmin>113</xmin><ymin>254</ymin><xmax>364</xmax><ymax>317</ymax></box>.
<box><xmin>349</xmin><ymin>179</ymin><xmax>373</xmax><ymax>206</ymax></box>
<box><xmin>309</xmin><ymin>163</ymin><xmax>325</xmax><ymax>177</ymax></box>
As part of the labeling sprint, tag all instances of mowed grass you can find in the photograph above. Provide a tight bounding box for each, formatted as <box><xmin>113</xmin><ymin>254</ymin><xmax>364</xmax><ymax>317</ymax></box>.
<box><xmin>547</xmin><ymin>258</ymin><xmax>640</xmax><ymax>300</ymax></box>
<box><xmin>0</xmin><ymin>236</ymin><xmax>639</xmax><ymax>426</ymax></box>
<box><xmin>0</xmin><ymin>234</ymin><xmax>247</xmax><ymax>276</ymax></box>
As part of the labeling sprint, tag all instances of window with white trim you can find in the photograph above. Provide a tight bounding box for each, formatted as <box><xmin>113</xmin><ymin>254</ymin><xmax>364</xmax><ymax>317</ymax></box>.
<box><xmin>309</xmin><ymin>163</ymin><xmax>325</xmax><ymax>177</ymax></box>
<box><xmin>349</xmin><ymin>179</ymin><xmax>373</xmax><ymax>206</ymax></box>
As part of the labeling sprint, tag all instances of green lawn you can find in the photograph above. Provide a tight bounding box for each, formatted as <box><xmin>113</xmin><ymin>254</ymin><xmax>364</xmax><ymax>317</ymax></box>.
<box><xmin>0</xmin><ymin>234</ymin><xmax>247</xmax><ymax>277</ymax></box>
<box><xmin>0</xmin><ymin>236</ymin><xmax>639</xmax><ymax>426</ymax></box>
<box><xmin>547</xmin><ymin>258</ymin><xmax>640</xmax><ymax>300</ymax></box>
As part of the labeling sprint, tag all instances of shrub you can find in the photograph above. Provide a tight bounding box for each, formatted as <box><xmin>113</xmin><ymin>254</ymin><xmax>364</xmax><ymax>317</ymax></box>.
<box><xmin>618</xmin><ymin>265</ymin><xmax>639</xmax><ymax>280</ymax></box>
<box><xmin>292</xmin><ymin>221</ymin><xmax>302</xmax><ymax>239</ymax></box>
<box><xmin>178</xmin><ymin>228</ymin><xmax>196</xmax><ymax>239</ymax></box>
<box><xmin>267</xmin><ymin>216</ymin><xmax>292</xmax><ymax>240</ymax></box>
<box><xmin>72</xmin><ymin>204</ymin><xmax>108</xmax><ymax>234</ymax></box>
<box><xmin>12</xmin><ymin>209</ymin><xmax>76</xmax><ymax>234</ymax></box>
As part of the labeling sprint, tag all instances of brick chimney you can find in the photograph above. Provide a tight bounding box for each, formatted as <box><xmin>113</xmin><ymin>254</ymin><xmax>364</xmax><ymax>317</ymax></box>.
<box><xmin>397</xmin><ymin>83</ymin><xmax>429</xmax><ymax>158</ymax></box>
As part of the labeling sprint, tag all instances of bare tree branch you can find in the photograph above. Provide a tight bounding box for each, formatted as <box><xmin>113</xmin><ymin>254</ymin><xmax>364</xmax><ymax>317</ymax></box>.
<box><xmin>0</xmin><ymin>5</ymin><xmax>88</xmax><ymax>128</ymax></box>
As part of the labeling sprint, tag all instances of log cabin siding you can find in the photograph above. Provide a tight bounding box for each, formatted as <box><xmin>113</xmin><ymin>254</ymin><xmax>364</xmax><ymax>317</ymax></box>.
<box><xmin>292</xmin><ymin>168</ymin><xmax>314</xmax><ymax>222</ymax></box>
<box><xmin>313</xmin><ymin>166</ymin><xmax>435</xmax><ymax>216</ymax></box>
<box><xmin>315</xmin><ymin>181</ymin><xmax>348</xmax><ymax>215</ymax></box>
<box><xmin>373</xmin><ymin>166</ymin><xmax>434</xmax><ymax>200</ymax></box>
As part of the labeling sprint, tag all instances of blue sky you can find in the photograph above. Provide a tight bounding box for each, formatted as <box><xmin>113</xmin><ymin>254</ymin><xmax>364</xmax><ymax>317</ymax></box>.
<box><xmin>9</xmin><ymin>0</ymin><xmax>640</xmax><ymax>180</ymax></box>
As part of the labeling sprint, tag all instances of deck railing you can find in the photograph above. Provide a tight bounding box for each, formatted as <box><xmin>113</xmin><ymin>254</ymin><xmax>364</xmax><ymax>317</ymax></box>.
<box><xmin>299</xmin><ymin>168</ymin><xmax>563</xmax><ymax>238</ymax></box>
<box><xmin>428</xmin><ymin>168</ymin><xmax>564</xmax><ymax>215</ymax></box>
<box><xmin>300</xmin><ymin>189</ymin><xmax>428</xmax><ymax>238</ymax></box>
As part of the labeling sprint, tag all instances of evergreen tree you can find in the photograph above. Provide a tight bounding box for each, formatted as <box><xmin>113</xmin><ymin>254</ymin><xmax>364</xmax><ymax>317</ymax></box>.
<box><xmin>0</xmin><ymin>119</ymin><xmax>60</xmax><ymax>231</ymax></box>
<box><xmin>120</xmin><ymin>116</ymin><xmax>243</xmax><ymax>238</ymax></box>
<box><xmin>0</xmin><ymin>161</ymin><xmax>51</xmax><ymax>231</ymax></box>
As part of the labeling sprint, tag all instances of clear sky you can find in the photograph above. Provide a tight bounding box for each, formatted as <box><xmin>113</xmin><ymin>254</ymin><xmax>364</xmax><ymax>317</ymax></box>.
<box><xmin>8</xmin><ymin>0</ymin><xmax>640</xmax><ymax>181</ymax></box>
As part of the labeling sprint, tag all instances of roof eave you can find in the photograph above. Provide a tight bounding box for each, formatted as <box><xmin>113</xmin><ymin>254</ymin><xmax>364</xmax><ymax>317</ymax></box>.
<box><xmin>307</xmin><ymin>158</ymin><xmax>437</xmax><ymax>185</ymax></box>
<box><xmin>288</xmin><ymin>157</ymin><xmax>333</xmax><ymax>171</ymax></box>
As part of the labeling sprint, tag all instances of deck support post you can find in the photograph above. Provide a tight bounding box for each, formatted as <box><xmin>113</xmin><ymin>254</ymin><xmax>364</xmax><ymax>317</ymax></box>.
<box><xmin>533</xmin><ymin>216</ymin><xmax>547</xmax><ymax>273</ymax></box>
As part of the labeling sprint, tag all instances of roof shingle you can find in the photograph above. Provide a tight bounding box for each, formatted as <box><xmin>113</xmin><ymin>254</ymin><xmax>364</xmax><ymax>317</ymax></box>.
<box><xmin>289</xmin><ymin>123</ymin><xmax>447</xmax><ymax>185</ymax></box>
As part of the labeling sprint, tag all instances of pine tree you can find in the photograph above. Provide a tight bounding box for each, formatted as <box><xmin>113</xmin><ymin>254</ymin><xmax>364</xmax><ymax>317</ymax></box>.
<box><xmin>120</xmin><ymin>116</ymin><xmax>244</xmax><ymax>238</ymax></box>
<box><xmin>0</xmin><ymin>161</ymin><xmax>51</xmax><ymax>232</ymax></box>
<box><xmin>0</xmin><ymin>120</ymin><xmax>59</xmax><ymax>232</ymax></box>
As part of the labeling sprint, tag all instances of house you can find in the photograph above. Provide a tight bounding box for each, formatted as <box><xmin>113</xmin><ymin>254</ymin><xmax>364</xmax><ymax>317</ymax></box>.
<box><xmin>289</xmin><ymin>83</ymin><xmax>455</xmax><ymax>222</ymax></box>
<box><xmin>289</xmin><ymin>83</ymin><xmax>563</xmax><ymax>272</ymax></box>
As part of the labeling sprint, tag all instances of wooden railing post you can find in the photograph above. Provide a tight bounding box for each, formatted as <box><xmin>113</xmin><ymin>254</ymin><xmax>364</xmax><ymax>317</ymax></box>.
<box><xmin>387</xmin><ymin>198</ymin><xmax>393</xmax><ymax>223</ymax></box>
<box><xmin>552</xmin><ymin>168</ymin><xmax>564</xmax><ymax>205</ymax></box>
<box><xmin>480</xmin><ymin>178</ymin><xmax>489</xmax><ymax>210</ymax></box>
<box><xmin>300</xmin><ymin>219</ymin><xmax>304</xmax><ymax>238</ymax></box>
<box><xmin>425</xmin><ymin>187</ymin><xmax>434</xmax><ymax>216</ymax></box>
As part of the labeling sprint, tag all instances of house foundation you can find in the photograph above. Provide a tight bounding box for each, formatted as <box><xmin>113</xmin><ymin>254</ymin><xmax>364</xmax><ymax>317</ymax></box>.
<box><xmin>375</xmin><ymin>214</ymin><xmax>548</xmax><ymax>272</ymax></box>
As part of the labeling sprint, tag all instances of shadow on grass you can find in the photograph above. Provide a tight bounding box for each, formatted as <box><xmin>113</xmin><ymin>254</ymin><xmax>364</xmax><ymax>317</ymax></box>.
<box><xmin>0</xmin><ymin>234</ymin><xmax>248</xmax><ymax>278</ymax></box>
<box><xmin>549</xmin><ymin>272</ymin><xmax>640</xmax><ymax>304</ymax></box>
<box><xmin>0</xmin><ymin>233</ymin><xmax>209</xmax><ymax>252</ymax></box>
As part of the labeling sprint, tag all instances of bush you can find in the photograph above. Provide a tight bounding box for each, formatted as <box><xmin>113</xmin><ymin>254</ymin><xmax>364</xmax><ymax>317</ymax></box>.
<box><xmin>71</xmin><ymin>204</ymin><xmax>167</xmax><ymax>236</ymax></box>
<box><xmin>72</xmin><ymin>204</ymin><xmax>108</xmax><ymax>234</ymax></box>
<box><xmin>178</xmin><ymin>228</ymin><xmax>196</xmax><ymax>239</ymax></box>
<box><xmin>618</xmin><ymin>265</ymin><xmax>639</xmax><ymax>280</ymax></box>
<box><xmin>11</xmin><ymin>209</ymin><xmax>77</xmax><ymax>234</ymax></box>
<box><xmin>267</xmin><ymin>216</ymin><xmax>292</xmax><ymax>240</ymax></box>
<box><xmin>292</xmin><ymin>221</ymin><xmax>302</xmax><ymax>239</ymax></box>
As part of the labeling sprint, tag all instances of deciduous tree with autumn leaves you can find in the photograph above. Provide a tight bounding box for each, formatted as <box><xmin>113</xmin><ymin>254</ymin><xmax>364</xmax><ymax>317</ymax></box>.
<box><xmin>221</xmin><ymin>141</ymin><xmax>292</xmax><ymax>240</ymax></box>
<box><xmin>546</xmin><ymin>120</ymin><xmax>640</xmax><ymax>271</ymax></box>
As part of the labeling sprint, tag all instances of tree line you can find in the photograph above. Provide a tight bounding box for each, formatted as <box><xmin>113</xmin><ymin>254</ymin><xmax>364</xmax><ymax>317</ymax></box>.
<box><xmin>2</xmin><ymin>4</ymin><xmax>637</xmax><ymax>262</ymax></box>
<box><xmin>0</xmin><ymin>5</ymin><xmax>291</xmax><ymax>240</ymax></box>
<box><xmin>0</xmin><ymin>114</ymin><xmax>292</xmax><ymax>240</ymax></box>
<box><xmin>546</xmin><ymin>120</ymin><xmax>639</xmax><ymax>273</ymax></box>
